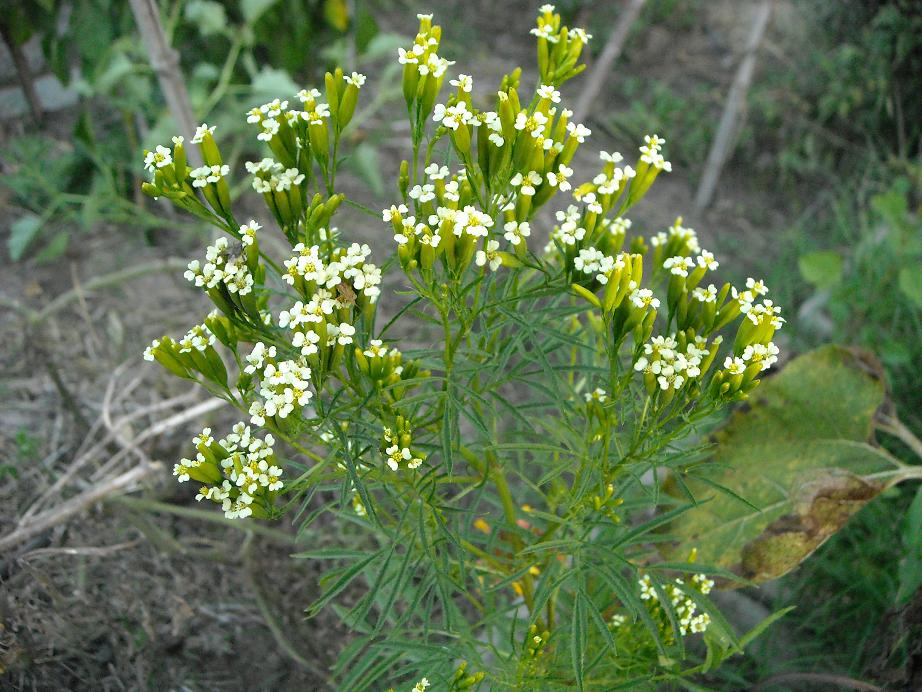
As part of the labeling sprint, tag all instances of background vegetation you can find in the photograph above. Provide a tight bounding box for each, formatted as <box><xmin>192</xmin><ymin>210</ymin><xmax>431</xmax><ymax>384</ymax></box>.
<box><xmin>1</xmin><ymin>0</ymin><xmax>919</xmax><ymax>688</ymax></box>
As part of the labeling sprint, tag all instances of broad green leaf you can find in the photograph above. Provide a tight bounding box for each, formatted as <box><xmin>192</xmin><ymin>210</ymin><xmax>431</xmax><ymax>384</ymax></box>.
<box><xmin>9</xmin><ymin>213</ymin><xmax>43</xmax><ymax>261</ymax></box>
<box><xmin>184</xmin><ymin>0</ymin><xmax>227</xmax><ymax>37</ymax></box>
<box><xmin>798</xmin><ymin>250</ymin><xmax>843</xmax><ymax>289</ymax></box>
<box><xmin>348</xmin><ymin>142</ymin><xmax>384</xmax><ymax>197</ymax></box>
<box><xmin>249</xmin><ymin>67</ymin><xmax>300</xmax><ymax>103</ymax></box>
<box><xmin>897</xmin><ymin>486</ymin><xmax>922</xmax><ymax>605</ymax></box>
<box><xmin>663</xmin><ymin>346</ymin><xmax>907</xmax><ymax>586</ymax></box>
<box><xmin>897</xmin><ymin>266</ymin><xmax>922</xmax><ymax>309</ymax></box>
<box><xmin>354</xmin><ymin>5</ymin><xmax>379</xmax><ymax>54</ymax></box>
<box><xmin>241</xmin><ymin>0</ymin><xmax>279</xmax><ymax>23</ymax></box>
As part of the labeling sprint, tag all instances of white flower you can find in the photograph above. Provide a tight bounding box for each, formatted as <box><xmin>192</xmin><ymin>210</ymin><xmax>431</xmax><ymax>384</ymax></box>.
<box><xmin>692</xmin><ymin>284</ymin><xmax>718</xmax><ymax>303</ymax></box>
<box><xmin>409</xmin><ymin>184</ymin><xmax>436</xmax><ymax>203</ymax></box>
<box><xmin>143</xmin><ymin>339</ymin><xmax>160</xmax><ymax>361</ymax></box>
<box><xmin>295</xmin><ymin>88</ymin><xmax>322</xmax><ymax>103</ymax></box>
<box><xmin>449</xmin><ymin>74</ymin><xmax>473</xmax><ymax>93</ymax></box>
<box><xmin>644</xmin><ymin>134</ymin><xmax>665</xmax><ymax>150</ymax></box>
<box><xmin>244</xmin><ymin>342</ymin><xmax>276</xmax><ymax>374</ymax></box>
<box><xmin>433</xmin><ymin>101</ymin><xmax>473</xmax><ymax>130</ymax></box>
<box><xmin>546</xmin><ymin>164</ymin><xmax>573</xmax><ymax>191</ymax></box>
<box><xmin>530</xmin><ymin>24</ymin><xmax>557</xmax><ymax>41</ymax></box>
<box><xmin>412</xmin><ymin>677</ymin><xmax>431</xmax><ymax>692</ymax></box>
<box><xmin>192</xmin><ymin>123</ymin><xmax>216</xmax><ymax>143</ymax></box>
<box><xmin>383</xmin><ymin>204</ymin><xmax>408</xmax><ymax>223</ymax></box>
<box><xmin>397</xmin><ymin>46</ymin><xmax>419</xmax><ymax>65</ymax></box>
<box><xmin>639</xmin><ymin>575</ymin><xmax>657</xmax><ymax>601</ymax></box>
<box><xmin>503</xmin><ymin>220</ymin><xmax>531</xmax><ymax>246</ymax></box>
<box><xmin>584</xmin><ymin>387</ymin><xmax>607</xmax><ymax>403</ymax></box>
<box><xmin>345</xmin><ymin>72</ymin><xmax>366</xmax><ymax>87</ymax></box>
<box><xmin>724</xmin><ymin>356</ymin><xmax>747</xmax><ymax>375</ymax></box>
<box><xmin>476</xmin><ymin>240</ymin><xmax>502</xmax><ymax>271</ymax></box>
<box><xmin>257</xmin><ymin>118</ymin><xmax>279</xmax><ymax>141</ymax></box>
<box><xmin>696</xmin><ymin>250</ymin><xmax>719</xmax><ymax>271</ymax></box>
<box><xmin>143</xmin><ymin>145</ymin><xmax>173</xmax><ymax>173</ymax></box>
<box><xmin>746</xmin><ymin>277</ymin><xmax>768</xmax><ymax>296</ymax></box>
<box><xmin>600</xmin><ymin>151</ymin><xmax>623</xmax><ymax>163</ymax></box>
<box><xmin>240</xmin><ymin>220</ymin><xmax>261</xmax><ymax>246</ymax></box>
<box><xmin>664</xmin><ymin>256</ymin><xmax>693</xmax><ymax>277</ymax></box>
<box><xmin>537</xmin><ymin>84</ymin><xmax>561</xmax><ymax>103</ymax></box>
<box><xmin>630</xmin><ymin>288</ymin><xmax>660</xmax><ymax>310</ymax></box>
<box><xmin>640</xmin><ymin>140</ymin><xmax>672</xmax><ymax>171</ymax></box>
<box><xmin>424</xmin><ymin>163</ymin><xmax>450</xmax><ymax>180</ymax></box>
<box><xmin>570</xmin><ymin>27</ymin><xmax>592</xmax><ymax>43</ymax></box>
<box><xmin>190</xmin><ymin>164</ymin><xmax>230</xmax><ymax>188</ymax></box>
<box><xmin>574</xmin><ymin>247</ymin><xmax>608</xmax><ymax>275</ymax></box>
<box><xmin>336</xmin><ymin>322</ymin><xmax>356</xmax><ymax>345</ymax></box>
<box><xmin>566</xmin><ymin>121</ymin><xmax>591</xmax><ymax>143</ymax></box>
<box><xmin>364</xmin><ymin>339</ymin><xmax>390</xmax><ymax>358</ymax></box>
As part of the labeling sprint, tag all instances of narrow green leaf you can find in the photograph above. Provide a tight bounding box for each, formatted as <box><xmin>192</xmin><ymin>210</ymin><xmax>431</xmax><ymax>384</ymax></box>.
<box><xmin>739</xmin><ymin>605</ymin><xmax>796</xmax><ymax>648</ymax></box>
<box><xmin>306</xmin><ymin>550</ymin><xmax>382</xmax><ymax>617</ymax></box>
<box><xmin>571</xmin><ymin>591</ymin><xmax>586</xmax><ymax>691</ymax></box>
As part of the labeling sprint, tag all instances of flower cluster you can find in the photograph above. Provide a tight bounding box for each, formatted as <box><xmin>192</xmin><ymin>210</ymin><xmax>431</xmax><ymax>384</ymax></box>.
<box><xmin>636</xmin><ymin>573</ymin><xmax>713</xmax><ymax>637</ymax></box>
<box><xmin>398</xmin><ymin>13</ymin><xmax>452</xmax><ymax>136</ymax></box>
<box><xmin>283</xmin><ymin>241</ymin><xmax>381</xmax><ymax>304</ymax></box>
<box><xmin>543</xmin><ymin>148</ymin><xmax>646</xmax><ymax>263</ymax></box>
<box><xmin>397</xmin><ymin>16</ymin><xmax>453</xmax><ymax>79</ymax></box>
<box><xmin>634</xmin><ymin>333</ymin><xmax>719</xmax><ymax>394</ymax></box>
<box><xmin>144</xmin><ymin>315</ymin><xmax>229</xmax><ymax>388</ymax></box>
<box><xmin>382</xmin><ymin>417</ymin><xmax>424</xmax><ymax>472</ymax></box>
<box><xmin>384</xmin><ymin>180</ymin><xmax>509</xmax><ymax>275</ymax></box>
<box><xmin>531</xmin><ymin>4</ymin><xmax>592</xmax><ymax>85</ymax></box>
<box><xmin>245</xmin><ymin>353</ymin><xmax>315</xmax><ymax>427</ymax></box>
<box><xmin>174</xmin><ymin>424</ymin><xmax>283</xmax><ymax>519</ymax></box>
<box><xmin>185</xmin><ymin>236</ymin><xmax>257</xmax><ymax>297</ymax></box>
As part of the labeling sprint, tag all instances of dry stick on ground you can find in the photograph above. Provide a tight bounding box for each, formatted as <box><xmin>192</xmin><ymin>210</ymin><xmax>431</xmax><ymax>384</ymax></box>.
<box><xmin>694</xmin><ymin>0</ymin><xmax>774</xmax><ymax>210</ymax></box>
<box><xmin>21</xmin><ymin>393</ymin><xmax>225</xmax><ymax>522</ymax></box>
<box><xmin>571</xmin><ymin>0</ymin><xmax>647</xmax><ymax>124</ymax></box>
<box><xmin>0</xmin><ymin>462</ymin><xmax>164</xmax><ymax>553</ymax></box>
<box><xmin>128</xmin><ymin>0</ymin><xmax>201</xmax><ymax>165</ymax></box>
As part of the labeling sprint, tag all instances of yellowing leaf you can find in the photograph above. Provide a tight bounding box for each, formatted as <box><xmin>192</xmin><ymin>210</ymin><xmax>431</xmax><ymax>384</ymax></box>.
<box><xmin>662</xmin><ymin>346</ymin><xmax>915</xmax><ymax>586</ymax></box>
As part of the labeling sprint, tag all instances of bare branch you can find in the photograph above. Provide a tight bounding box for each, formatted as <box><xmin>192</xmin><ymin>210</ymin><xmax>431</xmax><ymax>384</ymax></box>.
<box><xmin>127</xmin><ymin>0</ymin><xmax>201</xmax><ymax>165</ymax></box>
<box><xmin>571</xmin><ymin>0</ymin><xmax>647</xmax><ymax>124</ymax></box>
<box><xmin>694</xmin><ymin>0</ymin><xmax>773</xmax><ymax>209</ymax></box>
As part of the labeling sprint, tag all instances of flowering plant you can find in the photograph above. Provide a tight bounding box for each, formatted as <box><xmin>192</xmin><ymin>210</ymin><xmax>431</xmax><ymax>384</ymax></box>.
<box><xmin>142</xmin><ymin>5</ymin><xmax>783</xmax><ymax>688</ymax></box>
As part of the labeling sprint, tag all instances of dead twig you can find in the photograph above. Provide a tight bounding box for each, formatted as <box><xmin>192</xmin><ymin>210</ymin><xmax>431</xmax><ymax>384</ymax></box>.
<box><xmin>0</xmin><ymin>462</ymin><xmax>164</xmax><ymax>553</ymax></box>
<box><xmin>19</xmin><ymin>539</ymin><xmax>144</xmax><ymax>561</ymax></box>
<box><xmin>694</xmin><ymin>0</ymin><xmax>774</xmax><ymax>210</ymax></box>
<box><xmin>89</xmin><ymin>396</ymin><xmax>228</xmax><ymax>481</ymax></box>
<box><xmin>571</xmin><ymin>0</ymin><xmax>647</xmax><ymax>124</ymax></box>
<box><xmin>0</xmin><ymin>20</ymin><xmax>43</xmax><ymax>122</ymax></box>
<box><xmin>21</xmin><ymin>390</ymin><xmax>224</xmax><ymax>521</ymax></box>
